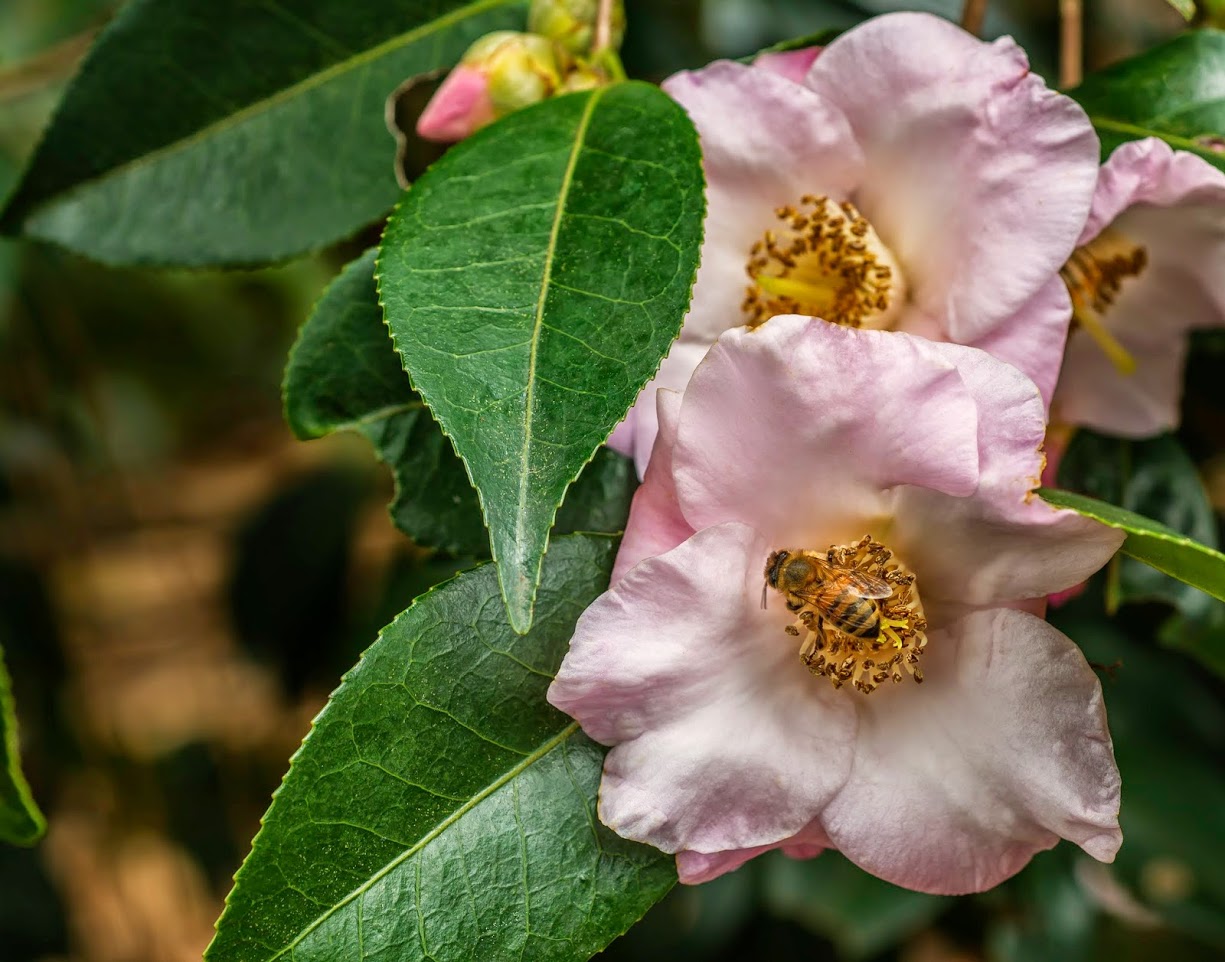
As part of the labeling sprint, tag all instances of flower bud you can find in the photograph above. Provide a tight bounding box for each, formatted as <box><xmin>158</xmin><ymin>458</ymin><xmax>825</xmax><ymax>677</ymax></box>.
<box><xmin>416</xmin><ymin>31</ymin><xmax>566</xmax><ymax>143</ymax></box>
<box><xmin>528</xmin><ymin>0</ymin><xmax>625</xmax><ymax>56</ymax></box>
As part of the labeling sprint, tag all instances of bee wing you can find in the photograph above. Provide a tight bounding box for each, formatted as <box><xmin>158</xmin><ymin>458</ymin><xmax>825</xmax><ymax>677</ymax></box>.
<box><xmin>844</xmin><ymin>570</ymin><xmax>892</xmax><ymax>599</ymax></box>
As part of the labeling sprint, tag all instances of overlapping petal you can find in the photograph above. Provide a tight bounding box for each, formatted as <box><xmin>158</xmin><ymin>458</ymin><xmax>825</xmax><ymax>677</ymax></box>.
<box><xmin>670</xmin><ymin>316</ymin><xmax>980</xmax><ymax>545</ymax></box>
<box><xmin>676</xmin><ymin>819</ymin><xmax>829</xmax><ymax>885</ymax></box>
<box><xmin>892</xmin><ymin>341</ymin><xmax>1125</xmax><ymax>605</ymax></box>
<box><xmin>806</xmin><ymin>12</ymin><xmax>1100</xmax><ymax>344</ymax></box>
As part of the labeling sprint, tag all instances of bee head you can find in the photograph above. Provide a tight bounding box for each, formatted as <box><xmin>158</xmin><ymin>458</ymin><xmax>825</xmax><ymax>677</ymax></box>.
<box><xmin>764</xmin><ymin>550</ymin><xmax>789</xmax><ymax>589</ymax></box>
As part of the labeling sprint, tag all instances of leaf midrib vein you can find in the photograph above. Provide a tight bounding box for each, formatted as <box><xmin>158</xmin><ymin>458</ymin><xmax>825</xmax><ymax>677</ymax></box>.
<box><xmin>515</xmin><ymin>90</ymin><xmax>604</xmax><ymax>553</ymax></box>
<box><xmin>1088</xmin><ymin>115</ymin><xmax>1221</xmax><ymax>156</ymax></box>
<box><xmin>263</xmin><ymin>722</ymin><xmax>580</xmax><ymax>962</ymax></box>
<box><xmin>22</xmin><ymin>0</ymin><xmax>518</xmax><ymax>210</ymax></box>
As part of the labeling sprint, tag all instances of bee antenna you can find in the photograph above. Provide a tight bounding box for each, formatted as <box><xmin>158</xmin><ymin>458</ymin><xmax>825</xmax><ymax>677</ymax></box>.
<box><xmin>760</xmin><ymin>581</ymin><xmax>769</xmax><ymax>610</ymax></box>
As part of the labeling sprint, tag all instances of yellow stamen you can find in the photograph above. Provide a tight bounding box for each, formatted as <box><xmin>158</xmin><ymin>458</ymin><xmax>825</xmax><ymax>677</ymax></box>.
<box><xmin>742</xmin><ymin>196</ymin><xmax>906</xmax><ymax>330</ymax></box>
<box><xmin>1070</xmin><ymin>297</ymin><xmax>1137</xmax><ymax>376</ymax></box>
<box><xmin>753</xmin><ymin>272</ymin><xmax>840</xmax><ymax>307</ymax></box>
<box><xmin>1060</xmin><ymin>227</ymin><xmax>1147</xmax><ymax>376</ymax></box>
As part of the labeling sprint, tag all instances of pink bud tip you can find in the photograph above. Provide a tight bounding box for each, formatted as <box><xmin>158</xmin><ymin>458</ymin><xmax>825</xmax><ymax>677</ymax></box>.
<box><xmin>416</xmin><ymin>66</ymin><xmax>497</xmax><ymax>143</ymax></box>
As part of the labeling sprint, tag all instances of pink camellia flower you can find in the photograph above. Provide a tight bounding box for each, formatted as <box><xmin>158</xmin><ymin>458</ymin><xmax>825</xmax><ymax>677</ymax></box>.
<box><xmin>551</xmin><ymin>316</ymin><xmax>1125</xmax><ymax>894</ymax></box>
<box><xmin>610</xmin><ymin>12</ymin><xmax>1101</xmax><ymax>475</ymax></box>
<box><xmin>1050</xmin><ymin>137</ymin><xmax>1225</xmax><ymax>437</ymax></box>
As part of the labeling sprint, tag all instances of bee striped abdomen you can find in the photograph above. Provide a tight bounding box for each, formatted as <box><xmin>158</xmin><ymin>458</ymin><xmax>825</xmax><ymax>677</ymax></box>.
<box><xmin>826</xmin><ymin>591</ymin><xmax>880</xmax><ymax>639</ymax></box>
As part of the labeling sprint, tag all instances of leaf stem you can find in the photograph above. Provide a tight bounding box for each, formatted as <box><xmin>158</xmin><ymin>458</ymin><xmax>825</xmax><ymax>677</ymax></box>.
<box><xmin>959</xmin><ymin>0</ymin><xmax>988</xmax><ymax>36</ymax></box>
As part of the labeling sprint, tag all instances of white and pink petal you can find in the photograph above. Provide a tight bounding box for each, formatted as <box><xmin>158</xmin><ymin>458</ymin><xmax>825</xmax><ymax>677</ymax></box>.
<box><xmin>820</xmin><ymin>608</ymin><xmax>1121</xmax><ymax>895</ymax></box>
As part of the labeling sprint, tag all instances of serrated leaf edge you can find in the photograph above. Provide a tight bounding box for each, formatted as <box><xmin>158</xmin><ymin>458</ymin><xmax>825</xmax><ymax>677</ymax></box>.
<box><xmin>205</xmin><ymin>536</ymin><xmax>620</xmax><ymax>961</ymax></box>
<box><xmin>1040</xmin><ymin>487</ymin><xmax>1225</xmax><ymax>600</ymax></box>
<box><xmin>375</xmin><ymin>82</ymin><xmax>705</xmax><ymax>635</ymax></box>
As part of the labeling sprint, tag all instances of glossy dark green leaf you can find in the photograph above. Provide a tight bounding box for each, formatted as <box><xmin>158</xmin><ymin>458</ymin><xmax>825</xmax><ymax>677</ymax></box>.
<box><xmin>378</xmin><ymin>82</ymin><xmax>704</xmax><ymax>632</ymax></box>
<box><xmin>0</xmin><ymin>644</ymin><xmax>45</xmax><ymax>847</ymax></box>
<box><xmin>0</xmin><ymin>0</ymin><xmax>528</xmax><ymax>265</ymax></box>
<box><xmin>1040</xmin><ymin>487</ymin><xmax>1225</xmax><ymax>603</ymax></box>
<box><xmin>1057</xmin><ymin>432</ymin><xmax>1220</xmax><ymax>617</ymax></box>
<box><xmin>205</xmin><ymin>534</ymin><xmax>674</xmax><ymax>962</ymax></box>
<box><xmin>284</xmin><ymin>249</ymin><xmax>638</xmax><ymax>555</ymax></box>
<box><xmin>762</xmin><ymin>852</ymin><xmax>948</xmax><ymax>958</ymax></box>
<box><xmin>1070</xmin><ymin>29</ymin><xmax>1225</xmax><ymax>173</ymax></box>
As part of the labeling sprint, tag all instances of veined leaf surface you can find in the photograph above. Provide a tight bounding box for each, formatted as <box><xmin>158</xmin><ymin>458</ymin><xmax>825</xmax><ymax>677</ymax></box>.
<box><xmin>1</xmin><ymin>0</ymin><xmax>527</xmax><ymax>265</ymax></box>
<box><xmin>205</xmin><ymin>534</ymin><xmax>674</xmax><ymax>962</ymax></box>
<box><xmin>378</xmin><ymin>83</ymin><xmax>704</xmax><ymax>632</ymax></box>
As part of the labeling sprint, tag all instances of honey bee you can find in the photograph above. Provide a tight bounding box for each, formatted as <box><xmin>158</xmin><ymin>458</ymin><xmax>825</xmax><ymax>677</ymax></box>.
<box><xmin>763</xmin><ymin>549</ymin><xmax>893</xmax><ymax>640</ymax></box>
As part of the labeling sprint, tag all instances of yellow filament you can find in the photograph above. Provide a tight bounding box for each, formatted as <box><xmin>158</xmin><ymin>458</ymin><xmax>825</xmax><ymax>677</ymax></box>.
<box><xmin>1072</xmin><ymin>299</ymin><xmax>1137</xmax><ymax>376</ymax></box>
<box><xmin>753</xmin><ymin>273</ymin><xmax>839</xmax><ymax>310</ymax></box>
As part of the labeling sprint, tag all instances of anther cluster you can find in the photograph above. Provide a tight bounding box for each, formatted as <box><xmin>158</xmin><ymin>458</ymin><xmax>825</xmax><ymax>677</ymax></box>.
<box><xmin>743</xmin><ymin>196</ymin><xmax>895</xmax><ymax>329</ymax></box>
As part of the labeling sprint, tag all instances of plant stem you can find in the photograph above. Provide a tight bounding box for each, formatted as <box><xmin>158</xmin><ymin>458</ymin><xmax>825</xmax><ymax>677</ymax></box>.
<box><xmin>1060</xmin><ymin>0</ymin><xmax>1083</xmax><ymax>88</ymax></box>
<box><xmin>960</xmin><ymin>0</ymin><xmax>988</xmax><ymax>36</ymax></box>
<box><xmin>594</xmin><ymin>0</ymin><xmax>615</xmax><ymax>54</ymax></box>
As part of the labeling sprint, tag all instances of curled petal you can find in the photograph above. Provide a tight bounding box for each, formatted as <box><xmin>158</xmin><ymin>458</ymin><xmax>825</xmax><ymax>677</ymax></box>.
<box><xmin>821</xmin><ymin>608</ymin><xmax>1121</xmax><ymax>895</ymax></box>
<box><xmin>671</xmin><ymin>316</ymin><xmax>980</xmax><ymax>547</ymax></box>
<box><xmin>676</xmin><ymin>818</ymin><xmax>830</xmax><ymax>885</ymax></box>
<box><xmin>963</xmin><ymin>276</ymin><xmax>1072</xmax><ymax>408</ymax></box>
<box><xmin>611</xmin><ymin>390</ymin><xmax>694</xmax><ymax>583</ymax></box>
<box><xmin>752</xmin><ymin>46</ymin><xmax>822</xmax><ymax>84</ymax></box>
<box><xmin>625</xmin><ymin>340</ymin><xmax>710</xmax><ymax>478</ymax></box>
<box><xmin>662</xmin><ymin>62</ymin><xmax>864</xmax><ymax>345</ymax></box>
<box><xmin>550</xmin><ymin>523</ymin><xmax>857</xmax><ymax>854</ymax></box>
<box><xmin>893</xmin><ymin>341</ymin><xmax>1123</xmax><ymax>605</ymax></box>
<box><xmin>806</xmin><ymin>12</ymin><xmax>1099</xmax><ymax>343</ymax></box>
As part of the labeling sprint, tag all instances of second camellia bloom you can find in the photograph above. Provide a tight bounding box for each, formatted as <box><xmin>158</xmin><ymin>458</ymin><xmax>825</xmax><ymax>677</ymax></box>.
<box><xmin>610</xmin><ymin>12</ymin><xmax>1102</xmax><ymax>474</ymax></box>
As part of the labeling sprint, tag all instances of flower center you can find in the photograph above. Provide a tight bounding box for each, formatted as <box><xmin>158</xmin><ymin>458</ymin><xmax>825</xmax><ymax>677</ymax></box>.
<box><xmin>763</xmin><ymin>535</ymin><xmax>927</xmax><ymax>695</ymax></box>
<box><xmin>1059</xmin><ymin>228</ymin><xmax>1148</xmax><ymax>376</ymax></box>
<box><xmin>743</xmin><ymin>196</ymin><xmax>907</xmax><ymax>330</ymax></box>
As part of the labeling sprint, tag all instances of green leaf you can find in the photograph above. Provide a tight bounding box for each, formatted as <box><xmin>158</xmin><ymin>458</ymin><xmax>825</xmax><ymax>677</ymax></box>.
<box><xmin>206</xmin><ymin>534</ymin><xmax>674</xmax><ymax>962</ymax></box>
<box><xmin>1057</xmin><ymin>432</ymin><xmax>1220</xmax><ymax>617</ymax></box>
<box><xmin>378</xmin><ymin>82</ymin><xmax>704</xmax><ymax>632</ymax></box>
<box><xmin>1070</xmin><ymin>29</ymin><xmax>1225</xmax><ymax>174</ymax></box>
<box><xmin>284</xmin><ymin>249</ymin><xmax>639</xmax><ymax>555</ymax></box>
<box><xmin>0</xmin><ymin>0</ymin><xmax>528</xmax><ymax>265</ymax></box>
<box><xmin>0</xmin><ymin>644</ymin><xmax>45</xmax><ymax>847</ymax></box>
<box><xmin>761</xmin><ymin>852</ymin><xmax>948</xmax><ymax>958</ymax></box>
<box><xmin>1040</xmin><ymin>487</ymin><xmax>1225</xmax><ymax>603</ymax></box>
